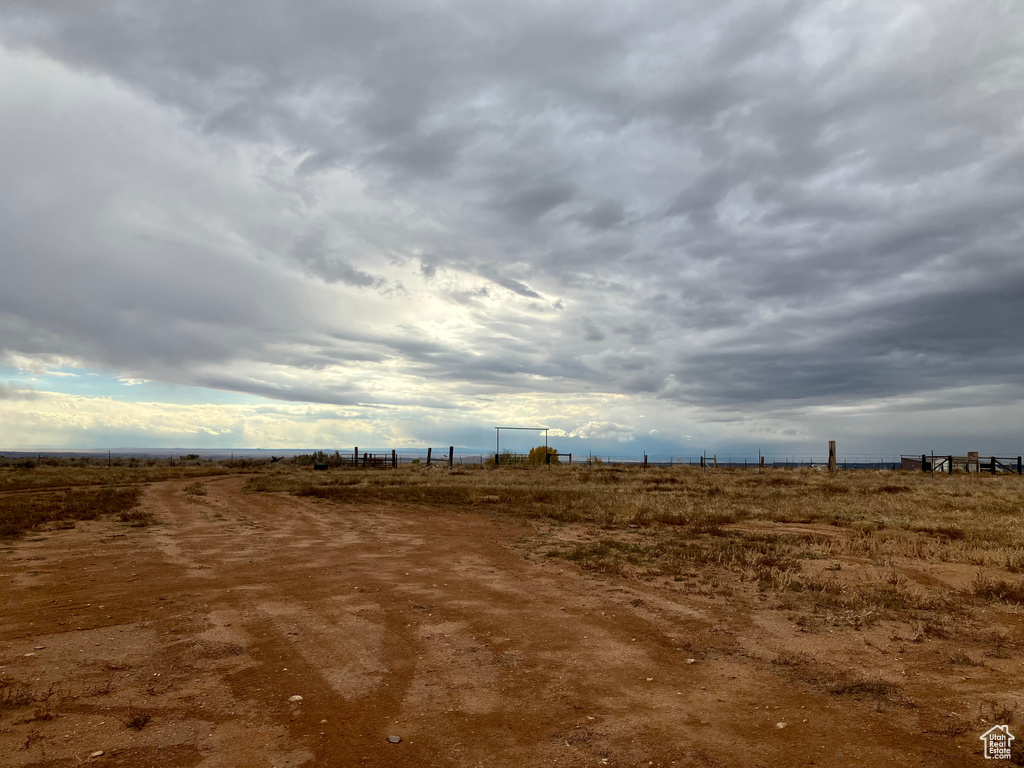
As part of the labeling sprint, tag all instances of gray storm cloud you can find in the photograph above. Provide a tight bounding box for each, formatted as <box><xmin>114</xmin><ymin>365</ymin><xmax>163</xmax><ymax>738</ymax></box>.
<box><xmin>0</xmin><ymin>0</ymin><xmax>1022</xmax><ymax>432</ymax></box>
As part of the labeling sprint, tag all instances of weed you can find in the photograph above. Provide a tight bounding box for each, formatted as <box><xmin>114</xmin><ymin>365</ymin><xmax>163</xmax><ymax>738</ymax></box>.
<box><xmin>183</xmin><ymin>481</ymin><xmax>208</xmax><ymax>496</ymax></box>
<box><xmin>937</xmin><ymin>718</ymin><xmax>972</xmax><ymax>737</ymax></box>
<box><xmin>1005</xmin><ymin>550</ymin><xmax>1024</xmax><ymax>573</ymax></box>
<box><xmin>826</xmin><ymin>678</ymin><xmax>908</xmax><ymax>706</ymax></box>
<box><xmin>118</xmin><ymin>509</ymin><xmax>157</xmax><ymax>527</ymax></box>
<box><xmin>948</xmin><ymin>650</ymin><xmax>983</xmax><ymax>667</ymax></box>
<box><xmin>770</xmin><ymin>654</ymin><xmax>910</xmax><ymax>708</ymax></box>
<box><xmin>21</xmin><ymin>729</ymin><xmax>41</xmax><ymax>751</ymax></box>
<box><xmin>123</xmin><ymin>701</ymin><xmax>152</xmax><ymax>730</ymax></box>
<box><xmin>980</xmin><ymin>699</ymin><xmax>1018</xmax><ymax>724</ymax></box>
<box><xmin>92</xmin><ymin>676</ymin><xmax>116</xmax><ymax>696</ymax></box>
<box><xmin>982</xmin><ymin>632</ymin><xmax>1015</xmax><ymax>659</ymax></box>
<box><xmin>971</xmin><ymin>574</ymin><xmax>1024</xmax><ymax>604</ymax></box>
<box><xmin>771</xmin><ymin>651</ymin><xmax>813</xmax><ymax>669</ymax></box>
<box><xmin>0</xmin><ymin>679</ymin><xmax>33</xmax><ymax>711</ymax></box>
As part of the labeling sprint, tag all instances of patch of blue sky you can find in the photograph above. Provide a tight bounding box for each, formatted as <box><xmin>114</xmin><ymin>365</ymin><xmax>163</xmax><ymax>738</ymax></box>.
<box><xmin>1</xmin><ymin>365</ymin><xmax>258</xmax><ymax>406</ymax></box>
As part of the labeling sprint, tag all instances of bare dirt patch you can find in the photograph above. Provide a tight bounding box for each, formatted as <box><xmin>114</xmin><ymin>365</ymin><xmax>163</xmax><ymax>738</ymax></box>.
<box><xmin>2</xmin><ymin>468</ymin><xmax>1022</xmax><ymax>766</ymax></box>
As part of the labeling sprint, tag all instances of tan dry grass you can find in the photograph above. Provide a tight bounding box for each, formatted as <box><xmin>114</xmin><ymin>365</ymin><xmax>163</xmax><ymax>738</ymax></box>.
<box><xmin>0</xmin><ymin>486</ymin><xmax>144</xmax><ymax>538</ymax></box>
<box><xmin>245</xmin><ymin>463</ymin><xmax>1024</xmax><ymax>631</ymax></box>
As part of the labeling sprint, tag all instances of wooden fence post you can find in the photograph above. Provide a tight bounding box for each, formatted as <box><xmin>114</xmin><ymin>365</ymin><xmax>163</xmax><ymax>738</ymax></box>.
<box><xmin>828</xmin><ymin>441</ymin><xmax>836</xmax><ymax>474</ymax></box>
<box><xmin>392</xmin><ymin>449</ymin><xmax>397</xmax><ymax>469</ymax></box>
<box><xmin>948</xmin><ymin>455</ymin><xmax>953</xmax><ymax>475</ymax></box>
<box><xmin>354</xmin><ymin>447</ymin><xmax>358</xmax><ymax>467</ymax></box>
<box><xmin>448</xmin><ymin>446</ymin><xmax>454</xmax><ymax>469</ymax></box>
<box><xmin>1018</xmin><ymin>456</ymin><xmax>1022</xmax><ymax>475</ymax></box>
<box><xmin>713</xmin><ymin>455</ymin><xmax>717</xmax><ymax>468</ymax></box>
<box><xmin>921</xmin><ymin>454</ymin><xmax>927</xmax><ymax>473</ymax></box>
<box><xmin>991</xmin><ymin>456</ymin><xmax>997</xmax><ymax>476</ymax></box>
<box><xmin>426</xmin><ymin>447</ymin><xmax>432</xmax><ymax>467</ymax></box>
<box><xmin>643</xmin><ymin>454</ymin><xmax>648</xmax><ymax>469</ymax></box>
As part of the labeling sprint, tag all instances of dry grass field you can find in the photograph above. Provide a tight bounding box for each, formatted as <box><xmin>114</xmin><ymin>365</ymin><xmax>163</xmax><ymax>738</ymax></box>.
<box><xmin>1</xmin><ymin>460</ymin><xmax>1022</xmax><ymax>766</ymax></box>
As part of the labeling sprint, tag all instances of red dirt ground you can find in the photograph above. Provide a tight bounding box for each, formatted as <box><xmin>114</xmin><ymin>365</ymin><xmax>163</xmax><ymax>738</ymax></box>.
<box><xmin>0</xmin><ymin>475</ymin><xmax>1017</xmax><ymax>766</ymax></box>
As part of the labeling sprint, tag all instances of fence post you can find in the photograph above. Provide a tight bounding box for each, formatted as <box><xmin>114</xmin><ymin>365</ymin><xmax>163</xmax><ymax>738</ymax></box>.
<box><xmin>1018</xmin><ymin>456</ymin><xmax>1022</xmax><ymax>475</ymax></box>
<box><xmin>643</xmin><ymin>453</ymin><xmax>648</xmax><ymax>469</ymax></box>
<box><xmin>948</xmin><ymin>455</ymin><xmax>953</xmax><ymax>475</ymax></box>
<box><xmin>427</xmin><ymin>447</ymin><xmax>432</xmax><ymax>467</ymax></box>
<box><xmin>568</xmin><ymin>453</ymin><xmax>572</xmax><ymax>466</ymax></box>
<box><xmin>921</xmin><ymin>454</ymin><xmax>927</xmax><ymax>473</ymax></box>
<box><xmin>448</xmin><ymin>446</ymin><xmax>454</xmax><ymax>469</ymax></box>
<box><xmin>713</xmin><ymin>455</ymin><xmax>717</xmax><ymax>469</ymax></box>
<box><xmin>991</xmin><ymin>456</ymin><xmax>997</xmax><ymax>476</ymax></box>
<box><xmin>760</xmin><ymin>456</ymin><xmax>765</xmax><ymax>472</ymax></box>
<box><xmin>354</xmin><ymin>446</ymin><xmax>358</xmax><ymax>467</ymax></box>
<box><xmin>828</xmin><ymin>441</ymin><xmax>836</xmax><ymax>474</ymax></box>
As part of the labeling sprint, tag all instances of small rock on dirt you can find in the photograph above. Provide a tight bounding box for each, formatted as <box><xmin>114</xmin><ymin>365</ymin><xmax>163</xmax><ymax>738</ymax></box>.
<box><xmin>288</xmin><ymin>695</ymin><xmax>303</xmax><ymax>702</ymax></box>
<box><xmin>90</xmin><ymin>751</ymin><xmax>104</xmax><ymax>758</ymax></box>
<box><xmin>776</xmin><ymin>722</ymin><xmax>787</xmax><ymax>729</ymax></box>
<box><xmin>387</xmin><ymin>735</ymin><xmax>402</xmax><ymax>744</ymax></box>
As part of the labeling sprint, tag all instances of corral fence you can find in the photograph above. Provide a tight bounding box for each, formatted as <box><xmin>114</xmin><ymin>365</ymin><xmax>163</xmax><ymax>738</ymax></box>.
<box><xmin>312</xmin><ymin>447</ymin><xmax>457</xmax><ymax>469</ymax></box>
<box><xmin>901</xmin><ymin>454</ymin><xmax>1023</xmax><ymax>475</ymax></box>
<box><xmin>494</xmin><ymin>452</ymin><xmax>573</xmax><ymax>467</ymax></box>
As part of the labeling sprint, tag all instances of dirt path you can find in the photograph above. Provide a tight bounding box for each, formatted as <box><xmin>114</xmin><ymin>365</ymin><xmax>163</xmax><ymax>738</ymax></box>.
<box><xmin>0</xmin><ymin>476</ymin><xmax>997</xmax><ymax>766</ymax></box>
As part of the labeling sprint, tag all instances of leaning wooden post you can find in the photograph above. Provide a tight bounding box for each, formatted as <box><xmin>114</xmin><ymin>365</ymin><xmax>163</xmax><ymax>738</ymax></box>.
<box><xmin>448</xmin><ymin>446</ymin><xmax>454</xmax><ymax>469</ymax></box>
<box><xmin>828</xmin><ymin>441</ymin><xmax>836</xmax><ymax>474</ymax></box>
<box><xmin>426</xmin><ymin>447</ymin><xmax>432</xmax><ymax>467</ymax></box>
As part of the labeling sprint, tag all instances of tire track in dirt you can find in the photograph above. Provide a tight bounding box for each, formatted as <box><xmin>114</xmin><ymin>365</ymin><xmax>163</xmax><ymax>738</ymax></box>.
<box><xmin>1</xmin><ymin>475</ymin><xmax>988</xmax><ymax>766</ymax></box>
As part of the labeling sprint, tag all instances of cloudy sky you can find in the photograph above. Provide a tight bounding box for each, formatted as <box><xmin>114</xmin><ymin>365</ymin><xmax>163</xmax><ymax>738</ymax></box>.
<box><xmin>1</xmin><ymin>1</ymin><xmax>1022</xmax><ymax>457</ymax></box>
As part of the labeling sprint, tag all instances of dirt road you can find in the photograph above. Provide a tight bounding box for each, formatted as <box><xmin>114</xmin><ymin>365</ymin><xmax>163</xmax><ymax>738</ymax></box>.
<box><xmin>0</xmin><ymin>476</ymin><xmax>999</xmax><ymax>765</ymax></box>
